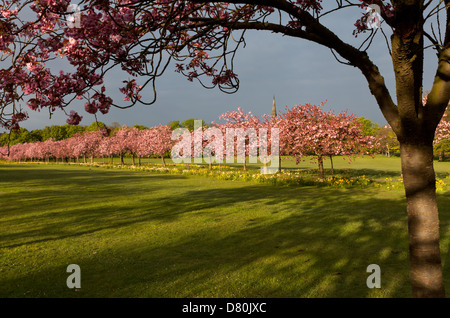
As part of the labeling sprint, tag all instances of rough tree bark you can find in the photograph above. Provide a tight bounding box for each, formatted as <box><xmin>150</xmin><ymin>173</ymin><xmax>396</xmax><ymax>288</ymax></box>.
<box><xmin>389</xmin><ymin>2</ymin><xmax>447</xmax><ymax>296</ymax></box>
<box><xmin>329</xmin><ymin>155</ymin><xmax>334</xmax><ymax>175</ymax></box>
<box><xmin>400</xmin><ymin>141</ymin><xmax>445</xmax><ymax>297</ymax></box>
<box><xmin>317</xmin><ymin>154</ymin><xmax>324</xmax><ymax>179</ymax></box>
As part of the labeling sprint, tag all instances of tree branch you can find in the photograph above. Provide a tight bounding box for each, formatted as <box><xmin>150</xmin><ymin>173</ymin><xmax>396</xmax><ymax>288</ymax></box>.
<box><xmin>424</xmin><ymin>0</ymin><xmax>450</xmax><ymax>129</ymax></box>
<box><xmin>196</xmin><ymin>15</ymin><xmax>401</xmax><ymax>132</ymax></box>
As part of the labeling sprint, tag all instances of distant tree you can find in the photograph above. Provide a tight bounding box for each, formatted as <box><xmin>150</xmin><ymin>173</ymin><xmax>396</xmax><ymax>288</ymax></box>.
<box><xmin>0</xmin><ymin>133</ymin><xmax>7</xmax><ymax>147</ymax></box>
<box><xmin>98</xmin><ymin>135</ymin><xmax>116</xmax><ymax>164</ymax></box>
<box><xmin>278</xmin><ymin>103</ymin><xmax>377</xmax><ymax>178</ymax></box>
<box><xmin>65</xmin><ymin>125</ymin><xmax>86</xmax><ymax>139</ymax></box>
<box><xmin>0</xmin><ymin>128</ymin><xmax>35</xmax><ymax>146</ymax></box>
<box><xmin>86</xmin><ymin>121</ymin><xmax>107</xmax><ymax>132</ymax></box>
<box><xmin>181</xmin><ymin>119</ymin><xmax>206</xmax><ymax>132</ymax></box>
<box><xmin>376</xmin><ymin>125</ymin><xmax>400</xmax><ymax>157</ymax></box>
<box><xmin>16</xmin><ymin>129</ymin><xmax>42</xmax><ymax>145</ymax></box>
<box><xmin>133</xmin><ymin>124</ymin><xmax>148</xmax><ymax>130</ymax></box>
<box><xmin>434</xmin><ymin>113</ymin><xmax>450</xmax><ymax>161</ymax></box>
<box><xmin>423</xmin><ymin>95</ymin><xmax>450</xmax><ymax>161</ymax></box>
<box><xmin>111</xmin><ymin>127</ymin><xmax>140</xmax><ymax>165</ymax></box>
<box><xmin>435</xmin><ymin>139</ymin><xmax>450</xmax><ymax>161</ymax></box>
<box><xmin>72</xmin><ymin>131</ymin><xmax>104</xmax><ymax>163</ymax></box>
<box><xmin>40</xmin><ymin>125</ymin><xmax>70</xmax><ymax>141</ymax></box>
<box><xmin>216</xmin><ymin>107</ymin><xmax>261</xmax><ymax>171</ymax></box>
<box><xmin>357</xmin><ymin>117</ymin><xmax>381</xmax><ymax>137</ymax></box>
<box><xmin>168</xmin><ymin>120</ymin><xmax>182</xmax><ymax>131</ymax></box>
<box><xmin>138</xmin><ymin>125</ymin><xmax>174</xmax><ymax>167</ymax></box>
<box><xmin>108</xmin><ymin>122</ymin><xmax>122</xmax><ymax>135</ymax></box>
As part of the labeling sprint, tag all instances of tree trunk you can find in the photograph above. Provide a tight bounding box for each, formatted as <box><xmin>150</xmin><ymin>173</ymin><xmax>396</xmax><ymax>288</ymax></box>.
<box><xmin>400</xmin><ymin>142</ymin><xmax>445</xmax><ymax>298</ymax></box>
<box><xmin>132</xmin><ymin>153</ymin><xmax>136</xmax><ymax>166</ymax></box>
<box><xmin>329</xmin><ymin>155</ymin><xmax>334</xmax><ymax>175</ymax></box>
<box><xmin>318</xmin><ymin>154</ymin><xmax>324</xmax><ymax>179</ymax></box>
<box><xmin>279</xmin><ymin>156</ymin><xmax>281</xmax><ymax>173</ymax></box>
<box><xmin>138</xmin><ymin>156</ymin><xmax>141</xmax><ymax>167</ymax></box>
<box><xmin>438</xmin><ymin>150</ymin><xmax>444</xmax><ymax>162</ymax></box>
<box><xmin>161</xmin><ymin>156</ymin><xmax>166</xmax><ymax>167</ymax></box>
<box><xmin>120</xmin><ymin>153</ymin><xmax>124</xmax><ymax>165</ymax></box>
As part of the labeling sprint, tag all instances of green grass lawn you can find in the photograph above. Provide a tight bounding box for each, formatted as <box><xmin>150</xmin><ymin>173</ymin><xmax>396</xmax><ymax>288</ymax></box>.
<box><xmin>1</xmin><ymin>157</ymin><xmax>450</xmax><ymax>298</ymax></box>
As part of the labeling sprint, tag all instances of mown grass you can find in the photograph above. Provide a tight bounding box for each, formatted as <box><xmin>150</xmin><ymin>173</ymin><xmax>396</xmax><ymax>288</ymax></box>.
<box><xmin>1</xmin><ymin>157</ymin><xmax>450</xmax><ymax>298</ymax></box>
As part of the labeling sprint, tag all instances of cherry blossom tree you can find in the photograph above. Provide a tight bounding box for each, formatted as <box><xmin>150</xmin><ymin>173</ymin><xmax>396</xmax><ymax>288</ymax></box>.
<box><xmin>134</xmin><ymin>125</ymin><xmax>173</xmax><ymax>166</ymax></box>
<box><xmin>278</xmin><ymin>103</ymin><xmax>377</xmax><ymax>178</ymax></box>
<box><xmin>8</xmin><ymin>143</ymin><xmax>27</xmax><ymax>162</ymax></box>
<box><xmin>24</xmin><ymin>141</ymin><xmax>40</xmax><ymax>162</ymax></box>
<box><xmin>135</xmin><ymin>129</ymin><xmax>153</xmax><ymax>165</ymax></box>
<box><xmin>98</xmin><ymin>135</ymin><xmax>117</xmax><ymax>164</ymax></box>
<box><xmin>52</xmin><ymin>139</ymin><xmax>71</xmax><ymax>162</ymax></box>
<box><xmin>261</xmin><ymin>112</ymin><xmax>283</xmax><ymax>172</ymax></box>
<box><xmin>186</xmin><ymin>123</ymin><xmax>226</xmax><ymax>170</ymax></box>
<box><xmin>216</xmin><ymin>107</ymin><xmax>261</xmax><ymax>171</ymax></box>
<box><xmin>434</xmin><ymin>113</ymin><xmax>450</xmax><ymax>161</ymax></box>
<box><xmin>149</xmin><ymin>125</ymin><xmax>174</xmax><ymax>167</ymax></box>
<box><xmin>202</xmin><ymin>125</ymin><xmax>224</xmax><ymax>170</ymax></box>
<box><xmin>111</xmin><ymin>126</ymin><xmax>136</xmax><ymax>165</ymax></box>
<box><xmin>1</xmin><ymin>0</ymin><xmax>449</xmax><ymax>297</ymax></box>
<box><xmin>122</xmin><ymin>127</ymin><xmax>140</xmax><ymax>165</ymax></box>
<box><xmin>0</xmin><ymin>146</ymin><xmax>8</xmax><ymax>160</ymax></box>
<box><xmin>325</xmin><ymin>110</ymin><xmax>379</xmax><ymax>175</ymax></box>
<box><xmin>41</xmin><ymin>139</ymin><xmax>56</xmax><ymax>162</ymax></box>
<box><xmin>376</xmin><ymin>124</ymin><xmax>400</xmax><ymax>156</ymax></box>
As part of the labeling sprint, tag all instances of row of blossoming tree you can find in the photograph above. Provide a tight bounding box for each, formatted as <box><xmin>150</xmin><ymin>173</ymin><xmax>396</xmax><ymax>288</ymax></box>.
<box><xmin>2</xmin><ymin>102</ymin><xmax>448</xmax><ymax>178</ymax></box>
<box><xmin>0</xmin><ymin>103</ymin><xmax>380</xmax><ymax>177</ymax></box>
<box><xmin>0</xmin><ymin>125</ymin><xmax>173</xmax><ymax>166</ymax></box>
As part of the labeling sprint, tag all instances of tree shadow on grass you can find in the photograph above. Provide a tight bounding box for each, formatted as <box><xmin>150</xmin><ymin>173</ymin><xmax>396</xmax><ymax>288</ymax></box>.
<box><xmin>0</xmin><ymin>189</ymin><xmax>415</xmax><ymax>297</ymax></box>
<box><xmin>0</xmin><ymin>165</ymin><xmax>187</xmax><ymax>186</ymax></box>
<box><xmin>0</xmin><ymin>190</ymin><xmax>413</xmax><ymax>297</ymax></box>
<box><xmin>1</xmin><ymin>166</ymin><xmax>450</xmax><ymax>298</ymax></box>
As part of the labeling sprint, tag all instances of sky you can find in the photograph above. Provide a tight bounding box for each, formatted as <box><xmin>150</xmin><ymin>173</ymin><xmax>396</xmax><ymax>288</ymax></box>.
<box><xmin>10</xmin><ymin>3</ymin><xmax>443</xmax><ymax>131</ymax></box>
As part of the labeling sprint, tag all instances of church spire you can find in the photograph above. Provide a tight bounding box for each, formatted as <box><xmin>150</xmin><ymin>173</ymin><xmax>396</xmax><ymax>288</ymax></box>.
<box><xmin>271</xmin><ymin>95</ymin><xmax>277</xmax><ymax>120</ymax></box>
